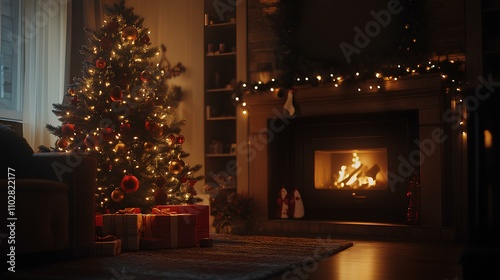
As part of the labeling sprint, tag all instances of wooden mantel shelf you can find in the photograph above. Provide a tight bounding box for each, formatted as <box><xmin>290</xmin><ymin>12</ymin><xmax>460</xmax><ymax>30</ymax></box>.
<box><xmin>244</xmin><ymin>73</ymin><xmax>443</xmax><ymax>117</ymax></box>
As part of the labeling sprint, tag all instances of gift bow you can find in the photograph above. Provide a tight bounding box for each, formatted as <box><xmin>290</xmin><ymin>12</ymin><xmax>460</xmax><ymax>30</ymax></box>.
<box><xmin>115</xmin><ymin>208</ymin><xmax>140</xmax><ymax>214</ymax></box>
<box><xmin>151</xmin><ymin>207</ymin><xmax>177</xmax><ymax>215</ymax></box>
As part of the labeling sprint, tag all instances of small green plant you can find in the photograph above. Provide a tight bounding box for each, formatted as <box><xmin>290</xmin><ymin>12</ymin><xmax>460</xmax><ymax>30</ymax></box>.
<box><xmin>211</xmin><ymin>191</ymin><xmax>256</xmax><ymax>233</ymax></box>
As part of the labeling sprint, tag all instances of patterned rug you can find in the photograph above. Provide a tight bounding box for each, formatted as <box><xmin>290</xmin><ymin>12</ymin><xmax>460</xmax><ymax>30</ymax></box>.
<box><xmin>8</xmin><ymin>234</ymin><xmax>353</xmax><ymax>280</ymax></box>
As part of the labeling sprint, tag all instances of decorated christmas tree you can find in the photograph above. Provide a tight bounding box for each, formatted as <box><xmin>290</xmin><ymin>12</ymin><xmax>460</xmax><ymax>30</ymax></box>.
<box><xmin>45</xmin><ymin>0</ymin><xmax>203</xmax><ymax>212</ymax></box>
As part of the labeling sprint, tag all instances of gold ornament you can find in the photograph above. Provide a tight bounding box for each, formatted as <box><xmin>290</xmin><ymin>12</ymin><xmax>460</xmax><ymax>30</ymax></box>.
<box><xmin>122</xmin><ymin>25</ymin><xmax>138</xmax><ymax>41</ymax></box>
<box><xmin>144</xmin><ymin>142</ymin><xmax>155</xmax><ymax>152</ymax></box>
<box><xmin>111</xmin><ymin>188</ymin><xmax>124</xmax><ymax>202</ymax></box>
<box><xmin>115</xmin><ymin>142</ymin><xmax>126</xmax><ymax>153</ymax></box>
<box><xmin>168</xmin><ymin>159</ymin><xmax>184</xmax><ymax>174</ymax></box>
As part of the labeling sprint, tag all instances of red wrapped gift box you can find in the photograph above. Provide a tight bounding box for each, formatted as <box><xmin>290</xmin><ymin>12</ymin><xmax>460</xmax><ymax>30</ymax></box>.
<box><xmin>142</xmin><ymin>213</ymin><xmax>197</xmax><ymax>249</ymax></box>
<box><xmin>155</xmin><ymin>204</ymin><xmax>209</xmax><ymax>243</ymax></box>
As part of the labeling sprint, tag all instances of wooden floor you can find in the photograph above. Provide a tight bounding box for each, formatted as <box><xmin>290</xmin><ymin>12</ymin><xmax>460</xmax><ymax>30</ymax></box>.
<box><xmin>268</xmin><ymin>237</ymin><xmax>465</xmax><ymax>280</ymax></box>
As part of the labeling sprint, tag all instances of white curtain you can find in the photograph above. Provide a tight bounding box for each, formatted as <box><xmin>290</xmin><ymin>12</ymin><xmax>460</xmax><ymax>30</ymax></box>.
<box><xmin>22</xmin><ymin>0</ymin><xmax>69</xmax><ymax>149</ymax></box>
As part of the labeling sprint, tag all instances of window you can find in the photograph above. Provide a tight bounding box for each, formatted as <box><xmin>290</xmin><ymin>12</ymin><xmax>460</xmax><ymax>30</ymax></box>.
<box><xmin>0</xmin><ymin>0</ymin><xmax>22</xmax><ymax>121</ymax></box>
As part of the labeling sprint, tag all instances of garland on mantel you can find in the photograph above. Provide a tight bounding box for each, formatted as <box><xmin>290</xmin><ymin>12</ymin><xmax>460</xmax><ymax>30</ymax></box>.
<box><xmin>233</xmin><ymin>0</ymin><xmax>466</xmax><ymax>112</ymax></box>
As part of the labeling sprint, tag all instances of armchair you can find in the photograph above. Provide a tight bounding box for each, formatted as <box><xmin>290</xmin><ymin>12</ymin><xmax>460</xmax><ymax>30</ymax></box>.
<box><xmin>1</xmin><ymin>124</ymin><xmax>97</xmax><ymax>260</ymax></box>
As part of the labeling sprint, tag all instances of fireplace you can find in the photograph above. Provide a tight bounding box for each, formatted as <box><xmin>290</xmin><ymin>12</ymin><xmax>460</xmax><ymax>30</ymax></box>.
<box><xmin>268</xmin><ymin>110</ymin><xmax>419</xmax><ymax>223</ymax></box>
<box><xmin>244</xmin><ymin>74</ymin><xmax>450</xmax><ymax>228</ymax></box>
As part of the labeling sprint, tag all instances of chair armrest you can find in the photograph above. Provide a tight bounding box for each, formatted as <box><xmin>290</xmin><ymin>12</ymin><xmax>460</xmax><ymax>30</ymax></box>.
<box><xmin>26</xmin><ymin>152</ymin><xmax>97</xmax><ymax>255</ymax></box>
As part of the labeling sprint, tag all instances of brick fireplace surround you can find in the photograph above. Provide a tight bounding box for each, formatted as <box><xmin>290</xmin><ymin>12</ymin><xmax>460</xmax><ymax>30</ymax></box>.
<box><xmin>244</xmin><ymin>73</ymin><xmax>459</xmax><ymax>242</ymax></box>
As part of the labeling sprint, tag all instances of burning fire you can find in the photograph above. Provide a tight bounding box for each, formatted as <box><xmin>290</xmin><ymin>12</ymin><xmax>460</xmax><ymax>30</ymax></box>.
<box><xmin>334</xmin><ymin>152</ymin><xmax>380</xmax><ymax>189</ymax></box>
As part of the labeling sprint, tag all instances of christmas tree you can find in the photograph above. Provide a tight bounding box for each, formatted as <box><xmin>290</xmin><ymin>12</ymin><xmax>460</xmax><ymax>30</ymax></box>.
<box><xmin>45</xmin><ymin>0</ymin><xmax>203</xmax><ymax>212</ymax></box>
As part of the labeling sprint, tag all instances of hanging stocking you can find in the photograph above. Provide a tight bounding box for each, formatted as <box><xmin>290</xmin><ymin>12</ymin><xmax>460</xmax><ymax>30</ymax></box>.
<box><xmin>276</xmin><ymin>185</ymin><xmax>289</xmax><ymax>219</ymax></box>
<box><xmin>292</xmin><ymin>187</ymin><xmax>305</xmax><ymax>219</ymax></box>
<box><xmin>283</xmin><ymin>89</ymin><xmax>295</xmax><ymax>116</ymax></box>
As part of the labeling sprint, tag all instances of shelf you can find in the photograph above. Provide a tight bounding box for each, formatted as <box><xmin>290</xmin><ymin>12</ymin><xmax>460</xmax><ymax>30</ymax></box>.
<box><xmin>206</xmin><ymin>51</ymin><xmax>236</xmax><ymax>57</ymax></box>
<box><xmin>206</xmin><ymin>87</ymin><xmax>234</xmax><ymax>93</ymax></box>
<box><xmin>206</xmin><ymin>153</ymin><xmax>236</xmax><ymax>157</ymax></box>
<box><xmin>205</xmin><ymin>22</ymin><xmax>236</xmax><ymax>28</ymax></box>
<box><xmin>206</xmin><ymin>116</ymin><xmax>236</xmax><ymax>121</ymax></box>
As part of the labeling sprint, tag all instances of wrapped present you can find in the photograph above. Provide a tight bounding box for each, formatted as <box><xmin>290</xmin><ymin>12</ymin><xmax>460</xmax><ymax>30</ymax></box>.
<box><xmin>119</xmin><ymin>235</ymin><xmax>141</xmax><ymax>251</ymax></box>
<box><xmin>140</xmin><ymin>237</ymin><xmax>164</xmax><ymax>250</ymax></box>
<box><xmin>92</xmin><ymin>238</ymin><xmax>122</xmax><ymax>256</ymax></box>
<box><xmin>102</xmin><ymin>213</ymin><xmax>142</xmax><ymax>236</ymax></box>
<box><xmin>95</xmin><ymin>215</ymin><xmax>103</xmax><ymax>226</ymax></box>
<box><xmin>142</xmin><ymin>213</ymin><xmax>197</xmax><ymax>248</ymax></box>
<box><xmin>154</xmin><ymin>204</ymin><xmax>209</xmax><ymax>243</ymax></box>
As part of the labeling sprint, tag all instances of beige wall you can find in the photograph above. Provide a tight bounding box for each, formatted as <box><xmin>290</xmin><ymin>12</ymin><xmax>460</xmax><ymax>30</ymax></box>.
<box><xmin>117</xmin><ymin>0</ymin><xmax>207</xmax><ymax>197</ymax></box>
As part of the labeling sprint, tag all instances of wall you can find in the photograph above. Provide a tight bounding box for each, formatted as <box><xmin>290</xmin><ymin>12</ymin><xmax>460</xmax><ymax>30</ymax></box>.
<box><xmin>247</xmin><ymin>0</ymin><xmax>466</xmax><ymax>81</ymax></box>
<box><xmin>120</xmin><ymin>0</ymin><xmax>207</xmax><ymax>197</ymax></box>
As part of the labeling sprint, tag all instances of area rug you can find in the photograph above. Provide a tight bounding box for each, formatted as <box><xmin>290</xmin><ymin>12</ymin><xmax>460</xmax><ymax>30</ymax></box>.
<box><xmin>8</xmin><ymin>234</ymin><xmax>353</xmax><ymax>280</ymax></box>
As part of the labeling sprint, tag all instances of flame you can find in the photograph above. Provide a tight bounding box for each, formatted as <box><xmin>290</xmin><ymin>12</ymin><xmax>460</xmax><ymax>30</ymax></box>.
<box><xmin>334</xmin><ymin>152</ymin><xmax>378</xmax><ymax>189</ymax></box>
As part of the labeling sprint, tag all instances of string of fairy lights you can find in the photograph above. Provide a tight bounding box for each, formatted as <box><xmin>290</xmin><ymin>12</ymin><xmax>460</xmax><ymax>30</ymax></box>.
<box><xmin>233</xmin><ymin>58</ymin><xmax>467</xmax><ymax>125</ymax></box>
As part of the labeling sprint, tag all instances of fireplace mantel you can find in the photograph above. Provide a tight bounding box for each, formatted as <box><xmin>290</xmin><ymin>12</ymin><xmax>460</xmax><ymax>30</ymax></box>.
<box><xmin>244</xmin><ymin>73</ymin><xmax>449</xmax><ymax>229</ymax></box>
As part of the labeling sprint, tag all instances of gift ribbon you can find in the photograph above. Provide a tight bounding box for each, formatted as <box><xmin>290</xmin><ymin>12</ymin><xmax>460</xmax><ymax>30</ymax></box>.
<box><xmin>152</xmin><ymin>207</ymin><xmax>177</xmax><ymax>215</ymax></box>
<box><xmin>142</xmin><ymin>214</ymin><xmax>155</xmax><ymax>238</ymax></box>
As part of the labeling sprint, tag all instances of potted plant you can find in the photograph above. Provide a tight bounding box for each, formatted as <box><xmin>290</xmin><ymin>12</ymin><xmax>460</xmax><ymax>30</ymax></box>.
<box><xmin>211</xmin><ymin>191</ymin><xmax>256</xmax><ymax>234</ymax></box>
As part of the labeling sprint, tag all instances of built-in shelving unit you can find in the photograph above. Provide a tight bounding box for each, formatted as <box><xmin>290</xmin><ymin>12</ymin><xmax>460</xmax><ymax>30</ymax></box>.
<box><xmin>203</xmin><ymin>1</ymin><xmax>238</xmax><ymax>190</ymax></box>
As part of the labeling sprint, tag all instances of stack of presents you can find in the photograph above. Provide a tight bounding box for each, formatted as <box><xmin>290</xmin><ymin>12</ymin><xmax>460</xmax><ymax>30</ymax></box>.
<box><xmin>93</xmin><ymin>204</ymin><xmax>210</xmax><ymax>256</ymax></box>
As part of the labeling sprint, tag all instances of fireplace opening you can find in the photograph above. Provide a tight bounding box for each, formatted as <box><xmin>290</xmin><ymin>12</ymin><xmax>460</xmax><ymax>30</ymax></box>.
<box><xmin>315</xmin><ymin>148</ymin><xmax>388</xmax><ymax>190</ymax></box>
<box><xmin>268</xmin><ymin>110</ymin><xmax>419</xmax><ymax>223</ymax></box>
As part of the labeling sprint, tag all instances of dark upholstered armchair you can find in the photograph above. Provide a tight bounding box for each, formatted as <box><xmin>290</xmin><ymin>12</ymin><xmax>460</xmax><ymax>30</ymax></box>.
<box><xmin>1</xmin><ymin>123</ymin><xmax>97</xmax><ymax>260</ymax></box>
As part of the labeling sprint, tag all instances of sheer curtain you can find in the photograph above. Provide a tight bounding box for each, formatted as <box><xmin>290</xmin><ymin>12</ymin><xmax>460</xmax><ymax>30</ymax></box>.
<box><xmin>22</xmin><ymin>0</ymin><xmax>69</xmax><ymax>149</ymax></box>
<box><xmin>21</xmin><ymin>0</ymin><xmax>104</xmax><ymax>149</ymax></box>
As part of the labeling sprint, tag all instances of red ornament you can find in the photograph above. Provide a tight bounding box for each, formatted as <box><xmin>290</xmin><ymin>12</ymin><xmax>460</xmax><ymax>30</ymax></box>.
<box><xmin>56</xmin><ymin>138</ymin><xmax>69</xmax><ymax>149</ymax></box>
<box><xmin>105</xmin><ymin>21</ymin><xmax>119</xmax><ymax>33</ymax></box>
<box><xmin>71</xmin><ymin>95</ymin><xmax>78</xmax><ymax>106</ymax></box>
<box><xmin>156</xmin><ymin>176</ymin><xmax>167</xmax><ymax>187</ymax></box>
<box><xmin>145</xmin><ymin>120</ymin><xmax>156</xmax><ymax>131</ymax></box>
<box><xmin>110</xmin><ymin>86</ymin><xmax>123</xmax><ymax>102</ymax></box>
<box><xmin>154</xmin><ymin>189</ymin><xmax>168</xmax><ymax>205</ymax></box>
<box><xmin>120</xmin><ymin>174</ymin><xmax>140</xmax><ymax>193</ymax></box>
<box><xmin>176</xmin><ymin>135</ymin><xmax>185</xmax><ymax>144</ymax></box>
<box><xmin>61</xmin><ymin>124</ymin><xmax>75</xmax><ymax>136</ymax></box>
<box><xmin>120</xmin><ymin>122</ymin><xmax>131</xmax><ymax>133</ymax></box>
<box><xmin>100</xmin><ymin>36</ymin><xmax>112</xmax><ymax>49</ymax></box>
<box><xmin>140</xmin><ymin>70</ymin><xmax>151</xmax><ymax>83</ymax></box>
<box><xmin>101</xmin><ymin>127</ymin><xmax>115</xmax><ymax>141</ymax></box>
<box><xmin>151</xmin><ymin>125</ymin><xmax>163</xmax><ymax>138</ymax></box>
<box><xmin>95</xmin><ymin>57</ymin><xmax>107</xmax><ymax>69</ymax></box>
<box><xmin>141</xmin><ymin>35</ymin><xmax>150</xmax><ymax>44</ymax></box>
<box><xmin>84</xmin><ymin>134</ymin><xmax>100</xmax><ymax>148</ymax></box>
<box><xmin>122</xmin><ymin>26</ymin><xmax>138</xmax><ymax>41</ymax></box>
